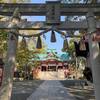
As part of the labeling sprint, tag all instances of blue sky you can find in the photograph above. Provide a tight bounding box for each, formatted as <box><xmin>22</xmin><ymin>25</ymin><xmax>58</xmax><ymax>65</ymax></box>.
<box><xmin>25</xmin><ymin>0</ymin><xmax>66</xmax><ymax>54</ymax></box>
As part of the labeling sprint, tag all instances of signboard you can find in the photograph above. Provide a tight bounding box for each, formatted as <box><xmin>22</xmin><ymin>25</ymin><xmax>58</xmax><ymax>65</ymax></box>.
<box><xmin>41</xmin><ymin>64</ymin><xmax>47</xmax><ymax>66</ymax></box>
<box><xmin>48</xmin><ymin>64</ymin><xmax>56</xmax><ymax>66</ymax></box>
<box><xmin>46</xmin><ymin>1</ymin><xmax>60</xmax><ymax>24</ymax></box>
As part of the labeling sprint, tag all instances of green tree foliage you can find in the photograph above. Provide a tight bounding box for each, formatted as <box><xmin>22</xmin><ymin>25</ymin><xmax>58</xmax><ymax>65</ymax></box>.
<box><xmin>0</xmin><ymin>30</ymin><xmax>7</xmax><ymax>58</ymax></box>
<box><xmin>67</xmin><ymin>39</ymin><xmax>75</xmax><ymax>56</ymax></box>
<box><xmin>16</xmin><ymin>37</ymin><xmax>47</xmax><ymax>71</ymax></box>
<box><xmin>16</xmin><ymin>43</ymin><xmax>32</xmax><ymax>71</ymax></box>
<box><xmin>0</xmin><ymin>0</ymin><xmax>31</xmax><ymax>58</ymax></box>
<box><xmin>62</xmin><ymin>38</ymin><xmax>76</xmax><ymax>58</ymax></box>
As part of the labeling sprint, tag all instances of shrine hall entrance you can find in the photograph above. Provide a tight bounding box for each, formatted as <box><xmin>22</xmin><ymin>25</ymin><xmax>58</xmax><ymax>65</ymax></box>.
<box><xmin>38</xmin><ymin>60</ymin><xmax>65</xmax><ymax>80</ymax></box>
<box><xmin>48</xmin><ymin>66</ymin><xmax>56</xmax><ymax>71</ymax></box>
<box><xmin>41</xmin><ymin>65</ymin><xmax>57</xmax><ymax>71</ymax></box>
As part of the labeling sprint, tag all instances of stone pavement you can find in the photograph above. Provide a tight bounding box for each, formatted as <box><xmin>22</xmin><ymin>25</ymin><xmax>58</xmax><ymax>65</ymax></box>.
<box><xmin>27</xmin><ymin>80</ymin><xmax>77</xmax><ymax>100</ymax></box>
<box><xmin>11</xmin><ymin>80</ymin><xmax>44</xmax><ymax>100</ymax></box>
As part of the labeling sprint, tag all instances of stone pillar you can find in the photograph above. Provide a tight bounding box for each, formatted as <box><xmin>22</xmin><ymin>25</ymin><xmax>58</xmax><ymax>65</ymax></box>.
<box><xmin>0</xmin><ymin>8</ymin><xmax>20</xmax><ymax>100</ymax></box>
<box><xmin>87</xmin><ymin>10</ymin><xmax>100</xmax><ymax>100</ymax></box>
<box><xmin>0</xmin><ymin>31</ymin><xmax>18</xmax><ymax>100</ymax></box>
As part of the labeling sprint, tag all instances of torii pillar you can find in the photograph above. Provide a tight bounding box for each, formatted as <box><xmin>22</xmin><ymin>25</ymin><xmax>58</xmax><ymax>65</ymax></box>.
<box><xmin>0</xmin><ymin>8</ymin><xmax>19</xmax><ymax>100</ymax></box>
<box><xmin>87</xmin><ymin>10</ymin><xmax>100</xmax><ymax>100</ymax></box>
<box><xmin>0</xmin><ymin>30</ymin><xmax>18</xmax><ymax>100</ymax></box>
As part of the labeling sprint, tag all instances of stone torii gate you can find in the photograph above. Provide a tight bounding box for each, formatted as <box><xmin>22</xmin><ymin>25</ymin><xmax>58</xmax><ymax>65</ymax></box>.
<box><xmin>0</xmin><ymin>1</ymin><xmax>100</xmax><ymax>100</ymax></box>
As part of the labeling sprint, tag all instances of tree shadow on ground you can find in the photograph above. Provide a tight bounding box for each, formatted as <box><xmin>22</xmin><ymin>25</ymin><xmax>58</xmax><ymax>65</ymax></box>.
<box><xmin>11</xmin><ymin>80</ymin><xmax>44</xmax><ymax>100</ymax></box>
<box><xmin>67</xmin><ymin>87</ymin><xmax>95</xmax><ymax>100</ymax></box>
<box><xmin>60</xmin><ymin>80</ymin><xmax>95</xmax><ymax>100</ymax></box>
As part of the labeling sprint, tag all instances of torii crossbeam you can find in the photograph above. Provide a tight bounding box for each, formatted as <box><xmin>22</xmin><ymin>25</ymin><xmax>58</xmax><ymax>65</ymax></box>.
<box><xmin>0</xmin><ymin>1</ymin><xmax>100</xmax><ymax>16</ymax></box>
<box><xmin>0</xmin><ymin>1</ymin><xmax>100</xmax><ymax>100</ymax></box>
<box><xmin>0</xmin><ymin>1</ymin><xmax>100</xmax><ymax>30</ymax></box>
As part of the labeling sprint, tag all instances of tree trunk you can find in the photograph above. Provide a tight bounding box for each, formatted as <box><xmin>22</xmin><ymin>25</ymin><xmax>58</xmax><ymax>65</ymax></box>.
<box><xmin>0</xmin><ymin>32</ymin><xmax>18</xmax><ymax>100</ymax></box>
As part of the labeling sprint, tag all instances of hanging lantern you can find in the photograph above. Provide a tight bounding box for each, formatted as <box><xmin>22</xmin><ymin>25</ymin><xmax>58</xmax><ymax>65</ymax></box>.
<box><xmin>36</xmin><ymin>36</ymin><xmax>42</xmax><ymax>49</ymax></box>
<box><xmin>21</xmin><ymin>37</ymin><xmax>27</xmax><ymax>48</ymax></box>
<box><xmin>79</xmin><ymin>39</ymin><xmax>86</xmax><ymax>51</ymax></box>
<box><xmin>50</xmin><ymin>30</ymin><xmax>56</xmax><ymax>42</ymax></box>
<box><xmin>62</xmin><ymin>39</ymin><xmax>69</xmax><ymax>51</ymax></box>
